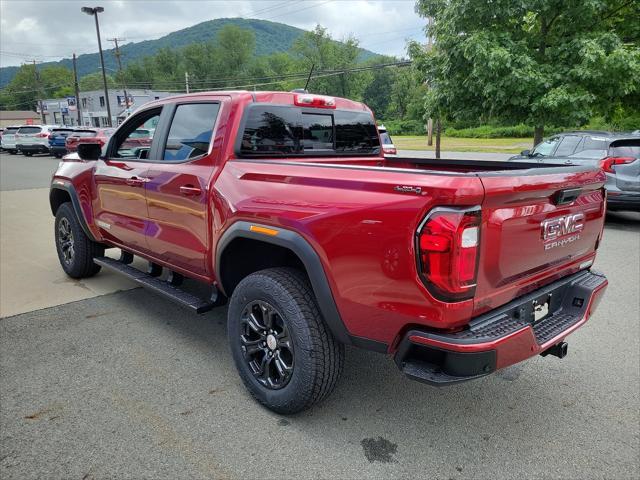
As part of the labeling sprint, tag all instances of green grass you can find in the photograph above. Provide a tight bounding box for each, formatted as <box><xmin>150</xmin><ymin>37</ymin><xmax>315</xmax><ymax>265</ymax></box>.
<box><xmin>393</xmin><ymin>136</ymin><xmax>533</xmax><ymax>154</ymax></box>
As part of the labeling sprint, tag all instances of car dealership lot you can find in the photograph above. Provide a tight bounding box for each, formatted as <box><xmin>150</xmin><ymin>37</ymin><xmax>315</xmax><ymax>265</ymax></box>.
<box><xmin>0</xmin><ymin>151</ymin><xmax>638</xmax><ymax>479</ymax></box>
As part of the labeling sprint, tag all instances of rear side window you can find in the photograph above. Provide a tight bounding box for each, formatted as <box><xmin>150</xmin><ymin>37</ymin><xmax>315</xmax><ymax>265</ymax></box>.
<box><xmin>555</xmin><ymin>135</ymin><xmax>582</xmax><ymax>156</ymax></box>
<box><xmin>609</xmin><ymin>140</ymin><xmax>640</xmax><ymax>157</ymax></box>
<box><xmin>239</xmin><ymin>105</ymin><xmax>380</xmax><ymax>157</ymax></box>
<box><xmin>17</xmin><ymin>126</ymin><xmax>41</xmax><ymax>134</ymax></box>
<box><xmin>163</xmin><ymin>103</ymin><xmax>220</xmax><ymax>161</ymax></box>
<box><xmin>582</xmin><ymin>136</ymin><xmax>608</xmax><ymax>150</ymax></box>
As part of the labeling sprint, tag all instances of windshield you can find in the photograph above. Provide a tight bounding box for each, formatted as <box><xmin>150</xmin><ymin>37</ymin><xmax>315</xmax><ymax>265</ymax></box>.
<box><xmin>609</xmin><ymin>140</ymin><xmax>640</xmax><ymax>158</ymax></box>
<box><xmin>130</xmin><ymin>129</ymin><xmax>150</xmax><ymax>138</ymax></box>
<box><xmin>532</xmin><ymin>137</ymin><xmax>560</xmax><ymax>156</ymax></box>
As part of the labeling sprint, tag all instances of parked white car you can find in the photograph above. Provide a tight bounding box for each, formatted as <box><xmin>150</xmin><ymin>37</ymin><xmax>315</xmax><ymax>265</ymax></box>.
<box><xmin>16</xmin><ymin>125</ymin><xmax>58</xmax><ymax>156</ymax></box>
<box><xmin>1</xmin><ymin>126</ymin><xmax>21</xmax><ymax>154</ymax></box>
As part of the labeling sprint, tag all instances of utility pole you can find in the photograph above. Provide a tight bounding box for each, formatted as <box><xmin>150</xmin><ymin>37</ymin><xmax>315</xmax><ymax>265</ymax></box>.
<box><xmin>185</xmin><ymin>71</ymin><xmax>190</xmax><ymax>94</ymax></box>
<box><xmin>72</xmin><ymin>54</ymin><xmax>82</xmax><ymax>126</ymax></box>
<box><xmin>108</xmin><ymin>37</ymin><xmax>129</xmax><ymax>115</ymax></box>
<box><xmin>435</xmin><ymin>118</ymin><xmax>442</xmax><ymax>159</ymax></box>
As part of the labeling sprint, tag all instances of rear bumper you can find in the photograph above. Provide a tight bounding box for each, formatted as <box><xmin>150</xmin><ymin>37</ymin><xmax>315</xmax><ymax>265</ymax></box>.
<box><xmin>17</xmin><ymin>144</ymin><xmax>50</xmax><ymax>153</ymax></box>
<box><xmin>607</xmin><ymin>191</ymin><xmax>640</xmax><ymax>211</ymax></box>
<box><xmin>49</xmin><ymin>145</ymin><xmax>68</xmax><ymax>155</ymax></box>
<box><xmin>394</xmin><ymin>270</ymin><xmax>608</xmax><ymax>385</ymax></box>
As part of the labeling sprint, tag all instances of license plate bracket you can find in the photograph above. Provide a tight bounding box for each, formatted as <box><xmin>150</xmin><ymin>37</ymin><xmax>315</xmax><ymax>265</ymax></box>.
<box><xmin>532</xmin><ymin>294</ymin><xmax>552</xmax><ymax>323</ymax></box>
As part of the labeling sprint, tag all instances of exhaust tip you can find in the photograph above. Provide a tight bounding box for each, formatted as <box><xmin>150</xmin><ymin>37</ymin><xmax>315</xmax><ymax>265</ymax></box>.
<box><xmin>541</xmin><ymin>341</ymin><xmax>568</xmax><ymax>359</ymax></box>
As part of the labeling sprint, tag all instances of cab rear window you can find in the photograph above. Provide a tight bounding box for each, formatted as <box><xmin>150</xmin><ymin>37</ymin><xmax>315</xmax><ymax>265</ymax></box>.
<box><xmin>238</xmin><ymin>105</ymin><xmax>380</xmax><ymax>156</ymax></box>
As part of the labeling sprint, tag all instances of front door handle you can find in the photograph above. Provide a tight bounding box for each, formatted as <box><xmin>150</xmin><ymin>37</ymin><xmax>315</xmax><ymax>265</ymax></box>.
<box><xmin>126</xmin><ymin>176</ymin><xmax>148</xmax><ymax>187</ymax></box>
<box><xmin>180</xmin><ymin>185</ymin><xmax>202</xmax><ymax>196</ymax></box>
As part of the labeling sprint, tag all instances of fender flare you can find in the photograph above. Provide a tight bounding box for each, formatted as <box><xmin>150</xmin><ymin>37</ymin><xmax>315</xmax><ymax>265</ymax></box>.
<box><xmin>216</xmin><ymin>221</ymin><xmax>387</xmax><ymax>352</ymax></box>
<box><xmin>50</xmin><ymin>182</ymin><xmax>98</xmax><ymax>242</ymax></box>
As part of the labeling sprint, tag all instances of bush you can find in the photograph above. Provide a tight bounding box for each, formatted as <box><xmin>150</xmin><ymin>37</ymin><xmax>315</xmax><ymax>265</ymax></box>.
<box><xmin>378</xmin><ymin>119</ymin><xmax>424</xmax><ymax>136</ymax></box>
<box><xmin>445</xmin><ymin>124</ymin><xmax>536</xmax><ymax>138</ymax></box>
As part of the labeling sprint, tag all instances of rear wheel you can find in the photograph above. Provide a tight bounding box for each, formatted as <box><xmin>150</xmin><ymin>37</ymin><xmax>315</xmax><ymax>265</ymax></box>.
<box><xmin>228</xmin><ymin>267</ymin><xmax>344</xmax><ymax>414</ymax></box>
<box><xmin>23</xmin><ymin>152</ymin><xmax>32</xmax><ymax>157</ymax></box>
<box><xmin>55</xmin><ymin>202</ymin><xmax>104</xmax><ymax>278</ymax></box>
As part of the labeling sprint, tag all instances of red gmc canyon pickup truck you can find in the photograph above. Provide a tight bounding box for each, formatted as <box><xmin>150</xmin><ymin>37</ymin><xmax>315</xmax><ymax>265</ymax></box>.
<box><xmin>50</xmin><ymin>91</ymin><xmax>608</xmax><ymax>413</ymax></box>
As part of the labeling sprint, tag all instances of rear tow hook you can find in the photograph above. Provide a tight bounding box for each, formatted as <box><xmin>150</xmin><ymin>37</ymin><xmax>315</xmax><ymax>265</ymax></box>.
<box><xmin>541</xmin><ymin>341</ymin><xmax>568</xmax><ymax>359</ymax></box>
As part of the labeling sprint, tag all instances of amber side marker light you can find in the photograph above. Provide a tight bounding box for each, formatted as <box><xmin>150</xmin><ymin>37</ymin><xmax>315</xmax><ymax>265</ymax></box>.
<box><xmin>249</xmin><ymin>225</ymin><xmax>279</xmax><ymax>236</ymax></box>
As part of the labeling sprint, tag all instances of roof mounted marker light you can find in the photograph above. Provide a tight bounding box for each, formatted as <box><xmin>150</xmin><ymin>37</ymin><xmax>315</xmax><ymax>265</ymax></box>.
<box><xmin>294</xmin><ymin>94</ymin><xmax>336</xmax><ymax>109</ymax></box>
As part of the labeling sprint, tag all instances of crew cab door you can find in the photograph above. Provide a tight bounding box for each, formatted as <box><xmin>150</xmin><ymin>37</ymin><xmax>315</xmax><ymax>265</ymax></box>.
<box><xmin>93</xmin><ymin>107</ymin><xmax>163</xmax><ymax>252</ymax></box>
<box><xmin>143</xmin><ymin>101</ymin><xmax>222</xmax><ymax>277</ymax></box>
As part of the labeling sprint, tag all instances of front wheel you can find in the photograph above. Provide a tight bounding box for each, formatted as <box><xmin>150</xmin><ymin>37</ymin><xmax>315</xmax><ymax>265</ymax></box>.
<box><xmin>228</xmin><ymin>268</ymin><xmax>344</xmax><ymax>414</ymax></box>
<box><xmin>55</xmin><ymin>202</ymin><xmax>104</xmax><ymax>278</ymax></box>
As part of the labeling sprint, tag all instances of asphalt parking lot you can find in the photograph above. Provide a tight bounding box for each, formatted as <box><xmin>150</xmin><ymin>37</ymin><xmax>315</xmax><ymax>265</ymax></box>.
<box><xmin>0</xmin><ymin>151</ymin><xmax>639</xmax><ymax>479</ymax></box>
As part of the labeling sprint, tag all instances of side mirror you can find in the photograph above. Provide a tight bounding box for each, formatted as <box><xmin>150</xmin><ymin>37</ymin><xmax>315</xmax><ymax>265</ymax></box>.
<box><xmin>77</xmin><ymin>142</ymin><xmax>102</xmax><ymax>161</ymax></box>
<box><xmin>521</xmin><ymin>149</ymin><xmax>531</xmax><ymax>157</ymax></box>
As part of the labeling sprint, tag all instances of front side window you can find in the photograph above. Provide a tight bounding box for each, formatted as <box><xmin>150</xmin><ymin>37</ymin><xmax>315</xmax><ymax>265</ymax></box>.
<box><xmin>163</xmin><ymin>103</ymin><xmax>220</xmax><ymax>161</ymax></box>
<box><xmin>239</xmin><ymin>105</ymin><xmax>380</xmax><ymax>156</ymax></box>
<box><xmin>532</xmin><ymin>137</ymin><xmax>559</xmax><ymax>156</ymax></box>
<box><xmin>111</xmin><ymin>108</ymin><xmax>161</xmax><ymax>159</ymax></box>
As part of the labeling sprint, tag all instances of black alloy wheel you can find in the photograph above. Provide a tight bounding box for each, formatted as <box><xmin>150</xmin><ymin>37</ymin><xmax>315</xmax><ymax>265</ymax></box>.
<box><xmin>240</xmin><ymin>300</ymin><xmax>294</xmax><ymax>389</ymax></box>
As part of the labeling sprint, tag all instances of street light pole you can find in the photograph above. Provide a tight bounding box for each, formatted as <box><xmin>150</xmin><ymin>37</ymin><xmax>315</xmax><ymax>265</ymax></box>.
<box><xmin>82</xmin><ymin>6</ymin><xmax>112</xmax><ymax>127</ymax></box>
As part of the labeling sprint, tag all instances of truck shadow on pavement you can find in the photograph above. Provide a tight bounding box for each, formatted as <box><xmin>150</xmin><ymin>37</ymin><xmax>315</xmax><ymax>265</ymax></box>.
<box><xmin>605</xmin><ymin>210</ymin><xmax>640</xmax><ymax>232</ymax></box>
<box><xmin>85</xmin><ymin>286</ymin><xmax>623</xmax><ymax>472</ymax></box>
<box><xmin>2</xmin><ymin>270</ymin><xmax>634</xmax><ymax>478</ymax></box>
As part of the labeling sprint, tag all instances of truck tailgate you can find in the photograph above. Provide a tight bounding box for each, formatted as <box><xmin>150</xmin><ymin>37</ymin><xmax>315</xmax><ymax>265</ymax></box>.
<box><xmin>474</xmin><ymin>168</ymin><xmax>606</xmax><ymax>315</ymax></box>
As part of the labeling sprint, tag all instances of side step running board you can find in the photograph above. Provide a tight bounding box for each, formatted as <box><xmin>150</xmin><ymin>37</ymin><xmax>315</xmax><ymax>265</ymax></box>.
<box><xmin>94</xmin><ymin>256</ymin><xmax>223</xmax><ymax>314</ymax></box>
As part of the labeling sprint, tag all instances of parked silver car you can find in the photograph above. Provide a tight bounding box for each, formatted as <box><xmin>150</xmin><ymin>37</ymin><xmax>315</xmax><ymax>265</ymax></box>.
<box><xmin>510</xmin><ymin>134</ymin><xmax>639</xmax><ymax>211</ymax></box>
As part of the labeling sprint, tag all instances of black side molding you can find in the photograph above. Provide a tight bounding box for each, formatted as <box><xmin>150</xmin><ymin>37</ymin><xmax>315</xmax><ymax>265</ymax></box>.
<box><xmin>216</xmin><ymin>221</ymin><xmax>387</xmax><ymax>350</ymax></box>
<box><xmin>50</xmin><ymin>182</ymin><xmax>98</xmax><ymax>242</ymax></box>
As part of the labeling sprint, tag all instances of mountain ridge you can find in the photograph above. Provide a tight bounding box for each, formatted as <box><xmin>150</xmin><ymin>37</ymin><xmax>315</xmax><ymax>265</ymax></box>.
<box><xmin>0</xmin><ymin>17</ymin><xmax>380</xmax><ymax>88</ymax></box>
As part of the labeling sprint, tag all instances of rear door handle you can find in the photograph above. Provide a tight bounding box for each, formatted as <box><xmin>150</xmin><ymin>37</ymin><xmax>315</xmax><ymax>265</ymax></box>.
<box><xmin>180</xmin><ymin>185</ymin><xmax>202</xmax><ymax>196</ymax></box>
<box><xmin>126</xmin><ymin>176</ymin><xmax>148</xmax><ymax>187</ymax></box>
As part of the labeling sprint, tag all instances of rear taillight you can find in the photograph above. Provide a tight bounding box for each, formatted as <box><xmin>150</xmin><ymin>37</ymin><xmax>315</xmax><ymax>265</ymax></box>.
<box><xmin>383</xmin><ymin>147</ymin><xmax>397</xmax><ymax>155</ymax></box>
<box><xmin>416</xmin><ymin>207</ymin><xmax>481</xmax><ymax>302</ymax></box>
<box><xmin>600</xmin><ymin>156</ymin><xmax>636</xmax><ymax>173</ymax></box>
<box><xmin>36</xmin><ymin>132</ymin><xmax>49</xmax><ymax>138</ymax></box>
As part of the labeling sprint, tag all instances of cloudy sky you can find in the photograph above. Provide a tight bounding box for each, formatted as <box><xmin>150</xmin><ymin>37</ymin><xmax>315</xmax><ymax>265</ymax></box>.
<box><xmin>0</xmin><ymin>0</ymin><xmax>426</xmax><ymax>68</ymax></box>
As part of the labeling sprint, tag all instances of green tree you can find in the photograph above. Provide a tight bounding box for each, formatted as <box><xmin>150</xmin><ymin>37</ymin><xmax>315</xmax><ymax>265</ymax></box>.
<box><xmin>292</xmin><ymin>25</ymin><xmax>361</xmax><ymax>98</ymax></box>
<box><xmin>411</xmin><ymin>0</ymin><xmax>640</xmax><ymax>145</ymax></box>
<box><xmin>0</xmin><ymin>64</ymin><xmax>73</xmax><ymax>111</ymax></box>
<box><xmin>79</xmin><ymin>72</ymin><xmax>116</xmax><ymax>91</ymax></box>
